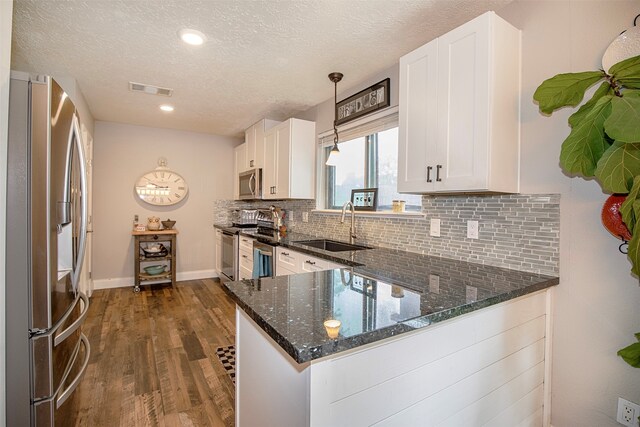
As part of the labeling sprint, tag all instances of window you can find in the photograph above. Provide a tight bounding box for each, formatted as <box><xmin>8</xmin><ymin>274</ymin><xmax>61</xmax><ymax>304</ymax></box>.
<box><xmin>321</xmin><ymin>114</ymin><xmax>421</xmax><ymax>211</ymax></box>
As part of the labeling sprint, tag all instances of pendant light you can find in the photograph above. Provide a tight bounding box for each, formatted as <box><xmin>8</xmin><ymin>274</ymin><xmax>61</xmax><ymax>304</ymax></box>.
<box><xmin>325</xmin><ymin>72</ymin><xmax>343</xmax><ymax>166</ymax></box>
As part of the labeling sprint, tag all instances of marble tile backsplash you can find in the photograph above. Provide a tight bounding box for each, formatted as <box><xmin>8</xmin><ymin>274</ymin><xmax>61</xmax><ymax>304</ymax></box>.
<box><xmin>213</xmin><ymin>194</ymin><xmax>560</xmax><ymax>276</ymax></box>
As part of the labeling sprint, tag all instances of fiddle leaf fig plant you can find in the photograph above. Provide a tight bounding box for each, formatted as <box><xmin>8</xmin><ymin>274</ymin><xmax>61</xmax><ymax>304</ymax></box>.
<box><xmin>534</xmin><ymin>54</ymin><xmax>640</xmax><ymax>368</ymax></box>
<box><xmin>617</xmin><ymin>332</ymin><xmax>640</xmax><ymax>368</ymax></box>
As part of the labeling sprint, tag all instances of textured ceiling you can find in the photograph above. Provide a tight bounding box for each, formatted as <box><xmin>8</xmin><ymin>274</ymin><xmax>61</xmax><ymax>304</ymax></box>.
<box><xmin>11</xmin><ymin>0</ymin><xmax>512</xmax><ymax>137</ymax></box>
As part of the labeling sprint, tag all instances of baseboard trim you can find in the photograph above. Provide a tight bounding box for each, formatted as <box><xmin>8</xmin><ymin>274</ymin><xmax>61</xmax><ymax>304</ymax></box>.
<box><xmin>93</xmin><ymin>269</ymin><xmax>219</xmax><ymax>290</ymax></box>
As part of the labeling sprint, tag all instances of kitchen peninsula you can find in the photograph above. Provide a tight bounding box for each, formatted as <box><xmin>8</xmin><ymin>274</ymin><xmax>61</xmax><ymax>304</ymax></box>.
<box><xmin>223</xmin><ymin>233</ymin><xmax>558</xmax><ymax>426</ymax></box>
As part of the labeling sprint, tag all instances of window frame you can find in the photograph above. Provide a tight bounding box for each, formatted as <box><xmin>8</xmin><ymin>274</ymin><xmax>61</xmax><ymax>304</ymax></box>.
<box><xmin>316</xmin><ymin>108</ymin><xmax>421</xmax><ymax>212</ymax></box>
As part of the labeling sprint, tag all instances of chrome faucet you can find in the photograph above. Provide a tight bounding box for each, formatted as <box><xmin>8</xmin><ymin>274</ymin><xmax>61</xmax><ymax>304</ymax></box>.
<box><xmin>340</xmin><ymin>201</ymin><xmax>357</xmax><ymax>244</ymax></box>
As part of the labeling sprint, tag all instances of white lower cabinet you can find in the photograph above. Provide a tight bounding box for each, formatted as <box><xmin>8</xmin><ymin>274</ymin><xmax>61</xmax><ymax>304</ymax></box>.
<box><xmin>276</xmin><ymin>248</ymin><xmax>297</xmax><ymax>274</ymax></box>
<box><xmin>239</xmin><ymin>236</ymin><xmax>255</xmax><ymax>280</ymax></box>
<box><xmin>300</xmin><ymin>255</ymin><xmax>328</xmax><ymax>273</ymax></box>
<box><xmin>275</xmin><ymin>247</ymin><xmax>344</xmax><ymax>276</ymax></box>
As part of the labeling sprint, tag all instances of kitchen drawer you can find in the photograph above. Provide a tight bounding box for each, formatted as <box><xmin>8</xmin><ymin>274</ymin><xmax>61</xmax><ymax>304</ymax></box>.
<box><xmin>239</xmin><ymin>265</ymin><xmax>253</xmax><ymax>281</ymax></box>
<box><xmin>240</xmin><ymin>251</ymin><xmax>254</xmax><ymax>272</ymax></box>
<box><xmin>300</xmin><ymin>255</ymin><xmax>328</xmax><ymax>273</ymax></box>
<box><xmin>276</xmin><ymin>247</ymin><xmax>298</xmax><ymax>271</ymax></box>
<box><xmin>239</xmin><ymin>236</ymin><xmax>254</xmax><ymax>252</ymax></box>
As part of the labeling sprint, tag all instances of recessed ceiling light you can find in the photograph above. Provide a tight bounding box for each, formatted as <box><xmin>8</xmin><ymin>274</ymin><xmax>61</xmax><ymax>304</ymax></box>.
<box><xmin>160</xmin><ymin>104</ymin><xmax>174</xmax><ymax>112</ymax></box>
<box><xmin>178</xmin><ymin>28</ymin><xmax>206</xmax><ymax>46</ymax></box>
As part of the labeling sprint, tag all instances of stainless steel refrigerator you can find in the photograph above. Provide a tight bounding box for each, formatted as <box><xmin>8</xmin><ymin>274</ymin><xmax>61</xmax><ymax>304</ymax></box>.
<box><xmin>6</xmin><ymin>73</ymin><xmax>91</xmax><ymax>426</ymax></box>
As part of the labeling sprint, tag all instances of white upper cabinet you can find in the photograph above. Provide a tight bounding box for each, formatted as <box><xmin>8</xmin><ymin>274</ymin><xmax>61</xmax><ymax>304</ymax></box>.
<box><xmin>245</xmin><ymin>119</ymin><xmax>280</xmax><ymax>170</ymax></box>
<box><xmin>263</xmin><ymin>118</ymin><xmax>315</xmax><ymax>200</ymax></box>
<box><xmin>234</xmin><ymin>143</ymin><xmax>246</xmax><ymax>199</ymax></box>
<box><xmin>398</xmin><ymin>11</ymin><xmax>521</xmax><ymax>194</ymax></box>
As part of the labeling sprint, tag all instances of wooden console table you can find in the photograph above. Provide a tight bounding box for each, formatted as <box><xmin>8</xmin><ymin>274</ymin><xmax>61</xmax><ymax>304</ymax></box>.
<box><xmin>132</xmin><ymin>229</ymin><xmax>178</xmax><ymax>292</ymax></box>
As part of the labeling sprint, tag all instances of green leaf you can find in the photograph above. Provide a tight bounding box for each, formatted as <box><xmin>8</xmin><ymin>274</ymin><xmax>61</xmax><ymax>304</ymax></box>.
<box><xmin>627</xmin><ymin>229</ymin><xmax>640</xmax><ymax>277</ymax></box>
<box><xmin>595</xmin><ymin>141</ymin><xmax>640</xmax><ymax>193</ymax></box>
<box><xmin>621</xmin><ymin>177</ymin><xmax>640</xmax><ymax>232</ymax></box>
<box><xmin>620</xmin><ymin>79</ymin><xmax>640</xmax><ymax>89</ymax></box>
<box><xmin>605</xmin><ymin>96</ymin><xmax>640</xmax><ymax>143</ymax></box>
<box><xmin>618</xmin><ymin>341</ymin><xmax>640</xmax><ymax>368</ymax></box>
<box><xmin>559</xmin><ymin>96</ymin><xmax>613</xmax><ymax>176</ymax></box>
<box><xmin>635</xmin><ymin>332</ymin><xmax>640</xmax><ymax>342</ymax></box>
<box><xmin>609</xmin><ymin>54</ymin><xmax>640</xmax><ymax>79</ymax></box>
<box><xmin>569</xmin><ymin>82</ymin><xmax>613</xmax><ymax>127</ymax></box>
<box><xmin>534</xmin><ymin>71</ymin><xmax>604</xmax><ymax>114</ymax></box>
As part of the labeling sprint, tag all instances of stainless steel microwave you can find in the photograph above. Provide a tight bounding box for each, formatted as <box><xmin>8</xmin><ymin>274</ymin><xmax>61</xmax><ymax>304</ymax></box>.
<box><xmin>238</xmin><ymin>168</ymin><xmax>262</xmax><ymax>200</ymax></box>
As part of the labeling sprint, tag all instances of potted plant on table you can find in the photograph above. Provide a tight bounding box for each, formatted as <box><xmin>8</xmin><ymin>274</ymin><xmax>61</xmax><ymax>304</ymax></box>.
<box><xmin>534</xmin><ymin>54</ymin><xmax>640</xmax><ymax>369</ymax></box>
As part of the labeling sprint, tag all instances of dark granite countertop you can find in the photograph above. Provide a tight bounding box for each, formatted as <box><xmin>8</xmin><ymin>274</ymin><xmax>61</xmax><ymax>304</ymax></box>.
<box><xmin>221</xmin><ymin>228</ymin><xmax>559</xmax><ymax>364</ymax></box>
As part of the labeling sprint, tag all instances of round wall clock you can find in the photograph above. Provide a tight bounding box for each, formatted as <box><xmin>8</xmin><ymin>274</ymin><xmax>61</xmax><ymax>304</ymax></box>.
<box><xmin>134</xmin><ymin>164</ymin><xmax>189</xmax><ymax>206</ymax></box>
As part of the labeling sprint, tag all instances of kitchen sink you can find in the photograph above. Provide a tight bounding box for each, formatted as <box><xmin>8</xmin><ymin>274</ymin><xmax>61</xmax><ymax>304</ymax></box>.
<box><xmin>293</xmin><ymin>239</ymin><xmax>372</xmax><ymax>252</ymax></box>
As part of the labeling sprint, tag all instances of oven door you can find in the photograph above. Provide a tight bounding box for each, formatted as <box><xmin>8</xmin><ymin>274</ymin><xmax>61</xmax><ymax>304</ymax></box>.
<box><xmin>238</xmin><ymin>169</ymin><xmax>262</xmax><ymax>200</ymax></box>
<box><xmin>221</xmin><ymin>232</ymin><xmax>238</xmax><ymax>281</ymax></box>
<box><xmin>253</xmin><ymin>241</ymin><xmax>275</xmax><ymax>278</ymax></box>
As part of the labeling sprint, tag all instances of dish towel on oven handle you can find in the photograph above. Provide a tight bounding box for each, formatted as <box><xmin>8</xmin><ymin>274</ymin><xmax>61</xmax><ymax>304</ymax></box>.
<box><xmin>252</xmin><ymin>248</ymin><xmax>272</xmax><ymax>279</ymax></box>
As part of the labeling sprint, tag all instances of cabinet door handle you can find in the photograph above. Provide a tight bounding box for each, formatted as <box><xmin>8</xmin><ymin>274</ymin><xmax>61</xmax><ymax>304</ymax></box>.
<box><xmin>242</xmin><ymin>255</ymin><xmax>248</xmax><ymax>259</ymax></box>
<box><xmin>250</xmin><ymin>160</ymin><xmax>254</xmax><ymax>167</ymax></box>
<box><xmin>281</xmin><ymin>252</ymin><xmax>289</xmax><ymax>256</ymax></box>
<box><xmin>426</xmin><ymin>166</ymin><xmax>432</xmax><ymax>183</ymax></box>
<box><xmin>305</xmin><ymin>260</ymin><xmax>316</xmax><ymax>265</ymax></box>
<box><xmin>436</xmin><ymin>164</ymin><xmax>442</xmax><ymax>182</ymax></box>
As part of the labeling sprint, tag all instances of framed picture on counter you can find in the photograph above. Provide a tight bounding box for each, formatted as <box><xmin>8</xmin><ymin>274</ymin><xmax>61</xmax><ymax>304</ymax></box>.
<box><xmin>351</xmin><ymin>188</ymin><xmax>378</xmax><ymax>211</ymax></box>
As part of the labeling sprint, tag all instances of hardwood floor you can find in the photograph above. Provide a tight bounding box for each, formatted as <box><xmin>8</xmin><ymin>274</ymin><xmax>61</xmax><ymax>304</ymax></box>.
<box><xmin>67</xmin><ymin>278</ymin><xmax>236</xmax><ymax>426</ymax></box>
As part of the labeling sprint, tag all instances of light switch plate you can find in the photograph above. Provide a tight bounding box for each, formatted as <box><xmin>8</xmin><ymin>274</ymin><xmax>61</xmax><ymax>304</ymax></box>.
<box><xmin>467</xmin><ymin>220</ymin><xmax>479</xmax><ymax>239</ymax></box>
<box><xmin>430</xmin><ymin>219</ymin><xmax>441</xmax><ymax>237</ymax></box>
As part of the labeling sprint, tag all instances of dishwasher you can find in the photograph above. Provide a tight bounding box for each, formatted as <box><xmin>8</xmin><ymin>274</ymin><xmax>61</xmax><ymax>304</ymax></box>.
<box><xmin>220</xmin><ymin>230</ymin><xmax>238</xmax><ymax>282</ymax></box>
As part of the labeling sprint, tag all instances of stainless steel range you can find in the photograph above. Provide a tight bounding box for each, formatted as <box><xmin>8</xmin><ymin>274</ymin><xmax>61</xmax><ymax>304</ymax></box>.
<box><xmin>248</xmin><ymin>208</ymin><xmax>286</xmax><ymax>278</ymax></box>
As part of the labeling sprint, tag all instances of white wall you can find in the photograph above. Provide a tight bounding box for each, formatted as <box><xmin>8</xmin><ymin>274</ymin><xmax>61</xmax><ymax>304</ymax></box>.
<box><xmin>92</xmin><ymin>121</ymin><xmax>238</xmax><ymax>286</ymax></box>
<box><xmin>495</xmin><ymin>1</ymin><xmax>640</xmax><ymax>426</ymax></box>
<box><xmin>0</xmin><ymin>0</ymin><xmax>13</xmax><ymax>424</ymax></box>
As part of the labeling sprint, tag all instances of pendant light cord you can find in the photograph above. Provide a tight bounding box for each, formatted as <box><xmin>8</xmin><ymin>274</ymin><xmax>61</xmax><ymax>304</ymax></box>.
<box><xmin>333</xmin><ymin>76</ymin><xmax>339</xmax><ymax>145</ymax></box>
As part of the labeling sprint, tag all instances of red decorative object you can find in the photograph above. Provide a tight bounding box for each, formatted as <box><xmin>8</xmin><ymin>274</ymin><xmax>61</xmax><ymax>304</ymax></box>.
<box><xmin>602</xmin><ymin>195</ymin><xmax>632</xmax><ymax>241</ymax></box>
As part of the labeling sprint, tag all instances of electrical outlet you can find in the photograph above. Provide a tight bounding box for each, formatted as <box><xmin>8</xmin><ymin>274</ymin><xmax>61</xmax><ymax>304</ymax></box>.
<box><xmin>302</xmin><ymin>212</ymin><xmax>309</xmax><ymax>223</ymax></box>
<box><xmin>467</xmin><ymin>220</ymin><xmax>479</xmax><ymax>239</ymax></box>
<box><xmin>430</xmin><ymin>218</ymin><xmax>441</xmax><ymax>237</ymax></box>
<box><xmin>429</xmin><ymin>274</ymin><xmax>440</xmax><ymax>293</ymax></box>
<box><xmin>617</xmin><ymin>397</ymin><xmax>640</xmax><ymax>426</ymax></box>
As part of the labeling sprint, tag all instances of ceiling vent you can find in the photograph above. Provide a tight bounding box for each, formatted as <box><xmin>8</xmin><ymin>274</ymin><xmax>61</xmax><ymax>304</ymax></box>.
<box><xmin>128</xmin><ymin>82</ymin><xmax>173</xmax><ymax>97</ymax></box>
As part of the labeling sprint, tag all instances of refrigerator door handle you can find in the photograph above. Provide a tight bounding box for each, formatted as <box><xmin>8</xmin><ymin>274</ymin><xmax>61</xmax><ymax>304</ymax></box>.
<box><xmin>70</xmin><ymin>114</ymin><xmax>88</xmax><ymax>292</ymax></box>
<box><xmin>53</xmin><ymin>292</ymin><xmax>89</xmax><ymax>346</ymax></box>
<box><xmin>56</xmin><ymin>333</ymin><xmax>90</xmax><ymax>408</ymax></box>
